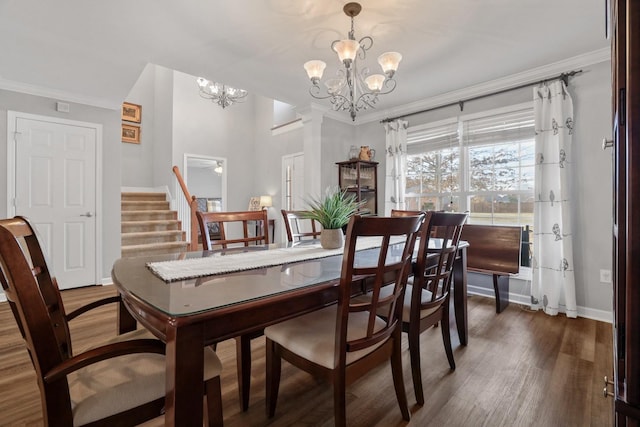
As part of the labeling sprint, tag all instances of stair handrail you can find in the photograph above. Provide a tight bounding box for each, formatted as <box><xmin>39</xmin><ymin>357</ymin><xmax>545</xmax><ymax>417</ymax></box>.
<box><xmin>173</xmin><ymin>165</ymin><xmax>191</xmax><ymax>202</ymax></box>
<box><xmin>172</xmin><ymin>166</ymin><xmax>199</xmax><ymax>251</ymax></box>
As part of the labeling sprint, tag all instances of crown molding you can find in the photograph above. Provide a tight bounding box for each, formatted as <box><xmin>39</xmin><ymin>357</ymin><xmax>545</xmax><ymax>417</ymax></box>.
<box><xmin>357</xmin><ymin>47</ymin><xmax>612</xmax><ymax>125</ymax></box>
<box><xmin>0</xmin><ymin>77</ymin><xmax>121</xmax><ymax>110</ymax></box>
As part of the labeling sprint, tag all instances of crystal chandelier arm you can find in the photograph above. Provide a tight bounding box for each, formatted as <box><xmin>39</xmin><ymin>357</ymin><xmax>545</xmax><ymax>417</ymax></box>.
<box><xmin>355</xmin><ymin>92</ymin><xmax>378</xmax><ymax>111</ymax></box>
<box><xmin>329</xmin><ymin>94</ymin><xmax>352</xmax><ymax>112</ymax></box>
<box><xmin>309</xmin><ymin>84</ymin><xmax>336</xmax><ymax>100</ymax></box>
<box><xmin>358</xmin><ymin>36</ymin><xmax>373</xmax><ymax>57</ymax></box>
<box><xmin>377</xmin><ymin>77</ymin><xmax>397</xmax><ymax>95</ymax></box>
<box><xmin>353</xmin><ymin>78</ymin><xmax>397</xmax><ymax>110</ymax></box>
<box><xmin>308</xmin><ymin>85</ymin><xmax>352</xmax><ymax>111</ymax></box>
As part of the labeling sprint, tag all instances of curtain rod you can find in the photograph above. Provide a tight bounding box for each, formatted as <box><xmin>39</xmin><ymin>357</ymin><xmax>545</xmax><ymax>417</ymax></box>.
<box><xmin>380</xmin><ymin>69</ymin><xmax>583</xmax><ymax>124</ymax></box>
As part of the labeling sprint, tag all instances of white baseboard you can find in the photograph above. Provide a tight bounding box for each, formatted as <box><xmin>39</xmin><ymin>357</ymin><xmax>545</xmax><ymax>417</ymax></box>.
<box><xmin>467</xmin><ymin>284</ymin><xmax>613</xmax><ymax>323</ymax></box>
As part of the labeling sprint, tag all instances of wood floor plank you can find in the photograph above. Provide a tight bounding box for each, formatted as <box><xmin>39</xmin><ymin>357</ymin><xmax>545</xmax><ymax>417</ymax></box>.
<box><xmin>0</xmin><ymin>287</ymin><xmax>614</xmax><ymax>426</ymax></box>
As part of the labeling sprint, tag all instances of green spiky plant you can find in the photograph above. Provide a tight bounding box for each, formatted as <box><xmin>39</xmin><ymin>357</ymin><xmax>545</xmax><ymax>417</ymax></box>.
<box><xmin>302</xmin><ymin>186</ymin><xmax>365</xmax><ymax>229</ymax></box>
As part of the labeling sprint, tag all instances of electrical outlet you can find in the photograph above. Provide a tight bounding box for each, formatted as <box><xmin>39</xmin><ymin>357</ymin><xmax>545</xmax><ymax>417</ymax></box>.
<box><xmin>600</xmin><ymin>269</ymin><xmax>612</xmax><ymax>284</ymax></box>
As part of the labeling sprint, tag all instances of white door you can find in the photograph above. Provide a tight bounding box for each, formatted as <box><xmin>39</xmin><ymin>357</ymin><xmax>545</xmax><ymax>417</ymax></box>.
<box><xmin>12</xmin><ymin>115</ymin><xmax>99</xmax><ymax>289</ymax></box>
<box><xmin>282</xmin><ymin>152</ymin><xmax>305</xmax><ymax>211</ymax></box>
<box><xmin>282</xmin><ymin>153</ymin><xmax>306</xmax><ymax>241</ymax></box>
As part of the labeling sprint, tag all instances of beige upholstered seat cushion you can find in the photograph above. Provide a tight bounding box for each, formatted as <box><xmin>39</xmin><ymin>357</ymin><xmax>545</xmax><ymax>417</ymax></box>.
<box><xmin>264</xmin><ymin>305</ymin><xmax>387</xmax><ymax>369</ymax></box>
<box><xmin>68</xmin><ymin>328</ymin><xmax>221</xmax><ymax>427</ymax></box>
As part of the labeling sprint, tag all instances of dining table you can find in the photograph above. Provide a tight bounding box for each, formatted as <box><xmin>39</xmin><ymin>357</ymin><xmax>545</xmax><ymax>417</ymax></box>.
<box><xmin>111</xmin><ymin>238</ymin><xmax>469</xmax><ymax>426</ymax></box>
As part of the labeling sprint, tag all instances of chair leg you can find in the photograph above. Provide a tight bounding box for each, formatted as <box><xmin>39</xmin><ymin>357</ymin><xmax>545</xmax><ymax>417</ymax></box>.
<box><xmin>441</xmin><ymin>313</ymin><xmax>456</xmax><ymax>370</ymax></box>
<box><xmin>333</xmin><ymin>370</ymin><xmax>347</xmax><ymax>427</ymax></box>
<box><xmin>265</xmin><ymin>338</ymin><xmax>281</xmax><ymax>418</ymax></box>
<box><xmin>408</xmin><ymin>325</ymin><xmax>425</xmax><ymax>406</ymax></box>
<box><xmin>235</xmin><ymin>335</ymin><xmax>252</xmax><ymax>411</ymax></box>
<box><xmin>205</xmin><ymin>376</ymin><xmax>223</xmax><ymax>427</ymax></box>
<box><xmin>390</xmin><ymin>333</ymin><xmax>411</xmax><ymax>421</ymax></box>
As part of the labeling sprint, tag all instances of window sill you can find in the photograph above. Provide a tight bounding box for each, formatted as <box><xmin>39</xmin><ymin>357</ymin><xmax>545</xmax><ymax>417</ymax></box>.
<box><xmin>511</xmin><ymin>266</ymin><xmax>532</xmax><ymax>281</ymax></box>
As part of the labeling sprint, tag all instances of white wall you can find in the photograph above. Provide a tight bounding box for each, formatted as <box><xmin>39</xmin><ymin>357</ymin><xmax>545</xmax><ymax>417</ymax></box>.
<box><xmin>320</xmin><ymin>118</ymin><xmax>357</xmax><ymax>197</ymax></box>
<box><xmin>253</xmin><ymin>95</ymin><xmax>304</xmax><ymax>242</ymax></box>
<box><xmin>122</xmin><ymin>64</ymin><xmax>155</xmax><ymax>187</ymax></box>
<box><xmin>187</xmin><ymin>167</ymin><xmax>222</xmax><ymax>199</ymax></box>
<box><xmin>0</xmin><ymin>89</ymin><xmax>122</xmax><ymax>282</ymax></box>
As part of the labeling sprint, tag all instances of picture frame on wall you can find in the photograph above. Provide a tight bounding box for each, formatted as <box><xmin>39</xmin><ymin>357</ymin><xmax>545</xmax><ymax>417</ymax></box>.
<box><xmin>122</xmin><ymin>102</ymin><xmax>142</xmax><ymax>123</ymax></box>
<box><xmin>122</xmin><ymin>124</ymin><xmax>141</xmax><ymax>144</ymax></box>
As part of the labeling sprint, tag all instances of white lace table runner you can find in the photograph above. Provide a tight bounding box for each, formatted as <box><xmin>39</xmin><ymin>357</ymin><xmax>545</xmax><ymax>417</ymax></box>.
<box><xmin>147</xmin><ymin>236</ymin><xmax>392</xmax><ymax>282</ymax></box>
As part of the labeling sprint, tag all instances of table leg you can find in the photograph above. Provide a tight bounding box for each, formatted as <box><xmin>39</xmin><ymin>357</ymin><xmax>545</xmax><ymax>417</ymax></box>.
<box><xmin>117</xmin><ymin>295</ymin><xmax>137</xmax><ymax>335</ymax></box>
<box><xmin>453</xmin><ymin>246</ymin><xmax>468</xmax><ymax>346</ymax></box>
<box><xmin>165</xmin><ymin>323</ymin><xmax>204</xmax><ymax>426</ymax></box>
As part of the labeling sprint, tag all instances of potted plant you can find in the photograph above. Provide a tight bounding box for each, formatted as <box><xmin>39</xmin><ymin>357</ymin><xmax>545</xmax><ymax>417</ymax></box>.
<box><xmin>303</xmin><ymin>186</ymin><xmax>364</xmax><ymax>249</ymax></box>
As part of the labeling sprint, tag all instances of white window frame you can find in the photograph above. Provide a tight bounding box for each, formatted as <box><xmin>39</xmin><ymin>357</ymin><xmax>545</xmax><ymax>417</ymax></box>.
<box><xmin>405</xmin><ymin>102</ymin><xmax>534</xmax><ymax>267</ymax></box>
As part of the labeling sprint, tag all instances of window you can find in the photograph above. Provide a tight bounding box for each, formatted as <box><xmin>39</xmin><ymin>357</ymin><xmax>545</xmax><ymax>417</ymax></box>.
<box><xmin>404</xmin><ymin>105</ymin><xmax>534</xmax><ymax>266</ymax></box>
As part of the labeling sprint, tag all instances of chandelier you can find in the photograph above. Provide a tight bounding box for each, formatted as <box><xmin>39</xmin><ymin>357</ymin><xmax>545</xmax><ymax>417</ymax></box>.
<box><xmin>196</xmin><ymin>77</ymin><xmax>248</xmax><ymax>108</ymax></box>
<box><xmin>303</xmin><ymin>2</ymin><xmax>401</xmax><ymax>121</ymax></box>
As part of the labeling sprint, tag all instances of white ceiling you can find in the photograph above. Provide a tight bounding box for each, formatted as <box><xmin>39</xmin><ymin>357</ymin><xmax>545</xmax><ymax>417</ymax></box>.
<box><xmin>0</xmin><ymin>0</ymin><xmax>609</xmax><ymax>122</ymax></box>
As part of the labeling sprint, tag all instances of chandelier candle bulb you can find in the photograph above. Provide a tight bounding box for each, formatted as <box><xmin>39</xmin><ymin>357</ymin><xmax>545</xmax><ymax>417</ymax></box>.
<box><xmin>304</xmin><ymin>60</ymin><xmax>327</xmax><ymax>82</ymax></box>
<box><xmin>333</xmin><ymin>39</ymin><xmax>360</xmax><ymax>65</ymax></box>
<box><xmin>365</xmin><ymin>74</ymin><xmax>386</xmax><ymax>92</ymax></box>
<box><xmin>378</xmin><ymin>52</ymin><xmax>402</xmax><ymax>77</ymax></box>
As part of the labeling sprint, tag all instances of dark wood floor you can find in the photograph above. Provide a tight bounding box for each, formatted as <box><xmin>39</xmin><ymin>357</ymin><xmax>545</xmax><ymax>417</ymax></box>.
<box><xmin>0</xmin><ymin>285</ymin><xmax>613</xmax><ymax>426</ymax></box>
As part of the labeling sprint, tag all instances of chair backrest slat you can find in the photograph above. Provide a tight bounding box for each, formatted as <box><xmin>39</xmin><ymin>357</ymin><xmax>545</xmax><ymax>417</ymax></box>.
<box><xmin>337</xmin><ymin>214</ymin><xmax>423</xmax><ymax>358</ymax></box>
<box><xmin>281</xmin><ymin>210</ymin><xmax>321</xmax><ymax>242</ymax></box>
<box><xmin>196</xmin><ymin>210</ymin><xmax>269</xmax><ymax>250</ymax></box>
<box><xmin>392</xmin><ymin>209</ymin><xmax>467</xmax><ymax>306</ymax></box>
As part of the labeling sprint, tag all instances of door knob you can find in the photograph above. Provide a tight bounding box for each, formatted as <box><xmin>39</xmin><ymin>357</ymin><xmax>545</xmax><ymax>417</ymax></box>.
<box><xmin>80</xmin><ymin>212</ymin><xmax>94</xmax><ymax>217</ymax></box>
<box><xmin>602</xmin><ymin>138</ymin><xmax>614</xmax><ymax>150</ymax></box>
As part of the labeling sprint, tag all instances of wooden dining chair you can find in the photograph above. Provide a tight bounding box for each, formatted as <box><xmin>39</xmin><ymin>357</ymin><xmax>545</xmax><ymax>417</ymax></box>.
<box><xmin>196</xmin><ymin>209</ymin><xmax>269</xmax><ymax>250</ymax></box>
<box><xmin>281</xmin><ymin>209</ymin><xmax>321</xmax><ymax>242</ymax></box>
<box><xmin>0</xmin><ymin>216</ymin><xmax>224</xmax><ymax>426</ymax></box>
<box><xmin>195</xmin><ymin>209</ymin><xmax>269</xmax><ymax>411</ymax></box>
<box><xmin>264</xmin><ymin>214</ymin><xmax>424</xmax><ymax>427</ymax></box>
<box><xmin>391</xmin><ymin>209</ymin><xmax>467</xmax><ymax>405</ymax></box>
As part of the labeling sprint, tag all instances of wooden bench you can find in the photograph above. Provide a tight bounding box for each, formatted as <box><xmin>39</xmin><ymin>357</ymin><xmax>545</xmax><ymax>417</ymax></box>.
<box><xmin>460</xmin><ymin>224</ymin><xmax>522</xmax><ymax>313</ymax></box>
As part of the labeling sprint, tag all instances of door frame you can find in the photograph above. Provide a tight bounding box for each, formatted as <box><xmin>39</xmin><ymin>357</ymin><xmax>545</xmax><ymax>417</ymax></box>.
<box><xmin>281</xmin><ymin>151</ymin><xmax>304</xmax><ymax>242</ymax></box>
<box><xmin>183</xmin><ymin>153</ymin><xmax>228</xmax><ymax>212</ymax></box>
<box><xmin>6</xmin><ymin>111</ymin><xmax>103</xmax><ymax>286</ymax></box>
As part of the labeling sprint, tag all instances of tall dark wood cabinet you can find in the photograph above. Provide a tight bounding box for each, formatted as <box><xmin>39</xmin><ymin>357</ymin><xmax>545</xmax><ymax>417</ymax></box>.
<box><xmin>610</xmin><ymin>0</ymin><xmax>640</xmax><ymax>424</ymax></box>
<box><xmin>337</xmin><ymin>160</ymin><xmax>378</xmax><ymax>215</ymax></box>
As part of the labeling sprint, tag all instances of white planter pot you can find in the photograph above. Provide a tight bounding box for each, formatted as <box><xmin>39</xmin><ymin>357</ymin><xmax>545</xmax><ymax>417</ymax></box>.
<box><xmin>320</xmin><ymin>228</ymin><xmax>344</xmax><ymax>249</ymax></box>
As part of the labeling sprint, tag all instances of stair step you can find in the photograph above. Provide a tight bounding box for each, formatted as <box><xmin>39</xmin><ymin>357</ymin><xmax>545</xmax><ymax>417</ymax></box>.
<box><xmin>120</xmin><ymin>191</ymin><xmax>187</xmax><ymax>259</ymax></box>
<box><xmin>121</xmin><ymin>230</ymin><xmax>184</xmax><ymax>246</ymax></box>
<box><xmin>121</xmin><ymin>220</ymin><xmax>182</xmax><ymax>233</ymax></box>
<box><xmin>121</xmin><ymin>241</ymin><xmax>190</xmax><ymax>257</ymax></box>
<box><xmin>121</xmin><ymin>210</ymin><xmax>177</xmax><ymax>221</ymax></box>
<box><xmin>121</xmin><ymin>192</ymin><xmax>167</xmax><ymax>202</ymax></box>
<box><xmin>121</xmin><ymin>200</ymin><xmax>170</xmax><ymax>211</ymax></box>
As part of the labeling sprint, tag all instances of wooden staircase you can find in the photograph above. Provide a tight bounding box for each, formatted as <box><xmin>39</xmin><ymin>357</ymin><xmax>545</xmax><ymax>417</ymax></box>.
<box><xmin>121</xmin><ymin>192</ymin><xmax>189</xmax><ymax>257</ymax></box>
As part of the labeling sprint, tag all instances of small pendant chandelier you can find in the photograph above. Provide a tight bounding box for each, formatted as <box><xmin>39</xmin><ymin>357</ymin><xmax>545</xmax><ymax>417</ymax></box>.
<box><xmin>303</xmin><ymin>2</ymin><xmax>402</xmax><ymax>121</ymax></box>
<box><xmin>196</xmin><ymin>77</ymin><xmax>248</xmax><ymax>109</ymax></box>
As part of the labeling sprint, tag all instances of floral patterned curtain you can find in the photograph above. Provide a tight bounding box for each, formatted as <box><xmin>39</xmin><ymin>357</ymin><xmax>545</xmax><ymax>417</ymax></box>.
<box><xmin>531</xmin><ymin>80</ymin><xmax>577</xmax><ymax>317</ymax></box>
<box><xmin>384</xmin><ymin>120</ymin><xmax>408</xmax><ymax>215</ymax></box>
